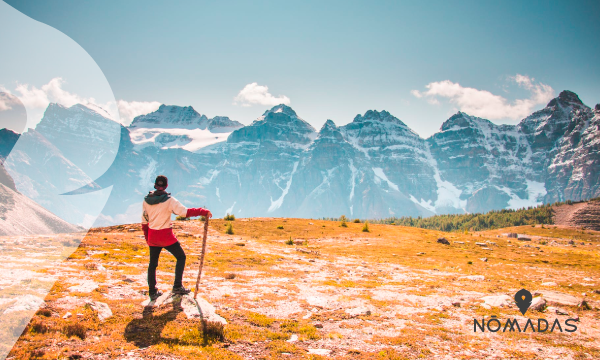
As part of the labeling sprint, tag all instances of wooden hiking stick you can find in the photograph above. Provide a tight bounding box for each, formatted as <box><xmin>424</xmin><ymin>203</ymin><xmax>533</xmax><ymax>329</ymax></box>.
<box><xmin>193</xmin><ymin>217</ymin><xmax>209</xmax><ymax>298</ymax></box>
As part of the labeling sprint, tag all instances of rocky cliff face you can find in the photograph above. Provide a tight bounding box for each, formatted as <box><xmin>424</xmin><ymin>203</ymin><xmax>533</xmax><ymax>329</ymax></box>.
<box><xmin>3</xmin><ymin>90</ymin><xmax>599</xmax><ymax>225</ymax></box>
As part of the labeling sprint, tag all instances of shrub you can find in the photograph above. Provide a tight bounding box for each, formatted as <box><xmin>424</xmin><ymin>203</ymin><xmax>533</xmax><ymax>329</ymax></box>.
<box><xmin>340</xmin><ymin>219</ymin><xmax>348</xmax><ymax>227</ymax></box>
<box><xmin>36</xmin><ymin>308</ymin><xmax>52</xmax><ymax>317</ymax></box>
<box><xmin>248</xmin><ymin>312</ymin><xmax>274</xmax><ymax>327</ymax></box>
<box><xmin>225</xmin><ymin>273</ymin><xmax>236</xmax><ymax>280</ymax></box>
<box><xmin>277</xmin><ymin>225</ymin><xmax>284</xmax><ymax>230</ymax></box>
<box><xmin>285</xmin><ymin>237</ymin><xmax>294</xmax><ymax>245</ymax></box>
<box><xmin>353</xmin><ymin>219</ymin><xmax>361</xmax><ymax>223</ymax></box>
<box><xmin>84</xmin><ymin>263</ymin><xmax>97</xmax><ymax>270</ymax></box>
<box><xmin>362</xmin><ymin>222</ymin><xmax>370</xmax><ymax>233</ymax></box>
<box><xmin>30</xmin><ymin>320</ymin><xmax>49</xmax><ymax>334</ymax></box>
<box><xmin>202</xmin><ymin>320</ymin><xmax>225</xmax><ymax>342</ymax></box>
<box><xmin>63</xmin><ymin>323</ymin><xmax>86</xmax><ymax>339</ymax></box>
<box><xmin>224</xmin><ymin>213</ymin><xmax>236</xmax><ymax>221</ymax></box>
<box><xmin>30</xmin><ymin>349</ymin><xmax>45</xmax><ymax>358</ymax></box>
<box><xmin>225</xmin><ymin>222</ymin><xmax>234</xmax><ymax>235</ymax></box>
<box><xmin>176</xmin><ymin>215</ymin><xmax>189</xmax><ymax>221</ymax></box>
<box><xmin>467</xmin><ymin>261</ymin><xmax>473</xmax><ymax>265</ymax></box>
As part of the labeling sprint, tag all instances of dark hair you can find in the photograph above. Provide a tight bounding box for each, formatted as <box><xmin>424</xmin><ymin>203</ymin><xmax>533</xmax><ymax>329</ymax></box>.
<box><xmin>154</xmin><ymin>175</ymin><xmax>168</xmax><ymax>190</ymax></box>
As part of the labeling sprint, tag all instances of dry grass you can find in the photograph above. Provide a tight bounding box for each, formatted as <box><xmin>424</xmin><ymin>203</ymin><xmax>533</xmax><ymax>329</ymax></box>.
<box><xmin>6</xmin><ymin>218</ymin><xmax>600</xmax><ymax>359</ymax></box>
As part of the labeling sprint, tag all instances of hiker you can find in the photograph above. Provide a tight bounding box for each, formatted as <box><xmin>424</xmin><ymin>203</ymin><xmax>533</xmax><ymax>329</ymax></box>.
<box><xmin>142</xmin><ymin>175</ymin><xmax>212</xmax><ymax>300</ymax></box>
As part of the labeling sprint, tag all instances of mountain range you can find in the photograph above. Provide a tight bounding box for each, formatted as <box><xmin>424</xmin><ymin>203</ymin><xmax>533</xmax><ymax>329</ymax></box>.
<box><xmin>2</xmin><ymin>90</ymin><xmax>599</xmax><ymax>226</ymax></box>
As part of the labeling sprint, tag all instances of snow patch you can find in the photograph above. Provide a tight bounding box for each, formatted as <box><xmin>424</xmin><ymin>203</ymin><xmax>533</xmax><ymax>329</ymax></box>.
<box><xmin>226</xmin><ymin>202</ymin><xmax>236</xmax><ymax>215</ymax></box>
<box><xmin>372</xmin><ymin>168</ymin><xmax>399</xmax><ymax>192</ymax></box>
<box><xmin>348</xmin><ymin>160</ymin><xmax>358</xmax><ymax>201</ymax></box>
<box><xmin>409</xmin><ymin>195</ymin><xmax>436</xmax><ymax>212</ymax></box>
<box><xmin>129</xmin><ymin>127</ymin><xmax>232</xmax><ymax>152</ymax></box>
<box><xmin>499</xmin><ymin>180</ymin><xmax>547</xmax><ymax>209</ymax></box>
<box><xmin>268</xmin><ymin>162</ymin><xmax>299</xmax><ymax>212</ymax></box>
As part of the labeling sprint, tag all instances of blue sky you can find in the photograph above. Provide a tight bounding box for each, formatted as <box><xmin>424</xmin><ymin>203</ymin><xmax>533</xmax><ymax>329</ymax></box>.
<box><xmin>4</xmin><ymin>0</ymin><xmax>600</xmax><ymax>137</ymax></box>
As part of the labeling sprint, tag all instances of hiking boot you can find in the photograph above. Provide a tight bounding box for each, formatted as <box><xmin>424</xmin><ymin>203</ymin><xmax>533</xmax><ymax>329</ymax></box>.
<box><xmin>172</xmin><ymin>286</ymin><xmax>191</xmax><ymax>295</ymax></box>
<box><xmin>149</xmin><ymin>291</ymin><xmax>163</xmax><ymax>301</ymax></box>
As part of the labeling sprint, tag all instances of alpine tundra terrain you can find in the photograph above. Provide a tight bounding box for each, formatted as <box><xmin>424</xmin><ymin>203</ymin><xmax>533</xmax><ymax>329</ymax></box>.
<box><xmin>5</xmin><ymin>213</ymin><xmax>600</xmax><ymax>359</ymax></box>
<box><xmin>2</xmin><ymin>90</ymin><xmax>599</xmax><ymax>226</ymax></box>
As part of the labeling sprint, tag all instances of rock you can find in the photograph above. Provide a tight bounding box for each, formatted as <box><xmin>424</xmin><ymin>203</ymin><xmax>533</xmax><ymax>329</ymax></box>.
<box><xmin>480</xmin><ymin>257</ymin><xmax>488</xmax><ymax>262</ymax></box>
<box><xmin>85</xmin><ymin>301</ymin><xmax>112</xmax><ymax>322</ymax></box>
<box><xmin>55</xmin><ymin>296</ymin><xmax>90</xmax><ymax>310</ymax></box>
<box><xmin>452</xmin><ymin>301</ymin><xmax>461</xmax><ymax>307</ymax></box>
<box><xmin>308</xmin><ymin>349</ymin><xmax>332</xmax><ymax>356</ymax></box>
<box><xmin>314</xmin><ymin>323</ymin><xmax>323</xmax><ymax>328</ymax></box>
<box><xmin>481</xmin><ymin>294</ymin><xmax>512</xmax><ymax>307</ymax></box>
<box><xmin>345</xmin><ymin>307</ymin><xmax>371</xmax><ymax>317</ymax></box>
<box><xmin>537</xmin><ymin>291</ymin><xmax>580</xmax><ymax>306</ymax></box>
<box><xmin>475</xmin><ymin>242</ymin><xmax>487</xmax><ymax>246</ymax></box>
<box><xmin>518</xmin><ymin>236</ymin><xmax>531</xmax><ymax>241</ymax></box>
<box><xmin>463</xmin><ymin>275</ymin><xmax>485</xmax><ymax>281</ymax></box>
<box><xmin>141</xmin><ymin>291</ymin><xmax>172</xmax><ymax>307</ymax></box>
<box><xmin>286</xmin><ymin>334</ymin><xmax>298</xmax><ymax>342</ymax></box>
<box><xmin>549</xmin><ymin>307</ymin><xmax>569</xmax><ymax>316</ymax></box>
<box><xmin>568</xmin><ymin>240</ymin><xmax>575</xmax><ymax>245</ymax></box>
<box><xmin>62</xmin><ymin>312</ymin><xmax>72</xmax><ymax>319</ymax></box>
<box><xmin>529</xmin><ymin>297</ymin><xmax>546</xmax><ymax>311</ymax></box>
<box><xmin>180</xmin><ymin>295</ymin><xmax>227</xmax><ymax>324</ymax></box>
<box><xmin>437</xmin><ymin>237</ymin><xmax>450</xmax><ymax>245</ymax></box>
<box><xmin>2</xmin><ymin>294</ymin><xmax>45</xmax><ymax>314</ymax></box>
<box><xmin>507</xmin><ymin>233</ymin><xmax>518</xmax><ymax>238</ymax></box>
<box><xmin>541</xmin><ymin>282</ymin><xmax>557</xmax><ymax>286</ymax></box>
<box><xmin>417</xmin><ymin>252</ymin><xmax>426</xmax><ymax>255</ymax></box>
<box><xmin>68</xmin><ymin>280</ymin><xmax>98</xmax><ymax>293</ymax></box>
<box><xmin>128</xmin><ymin>228</ymin><xmax>136</xmax><ymax>232</ymax></box>
<box><xmin>578</xmin><ymin>300</ymin><xmax>591</xmax><ymax>310</ymax></box>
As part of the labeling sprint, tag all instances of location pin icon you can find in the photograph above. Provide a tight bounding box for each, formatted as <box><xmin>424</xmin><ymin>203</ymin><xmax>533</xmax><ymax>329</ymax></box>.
<box><xmin>514</xmin><ymin>289</ymin><xmax>532</xmax><ymax>315</ymax></box>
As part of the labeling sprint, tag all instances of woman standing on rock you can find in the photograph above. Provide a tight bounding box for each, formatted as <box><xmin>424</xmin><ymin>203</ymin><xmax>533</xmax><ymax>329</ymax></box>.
<box><xmin>142</xmin><ymin>175</ymin><xmax>212</xmax><ymax>301</ymax></box>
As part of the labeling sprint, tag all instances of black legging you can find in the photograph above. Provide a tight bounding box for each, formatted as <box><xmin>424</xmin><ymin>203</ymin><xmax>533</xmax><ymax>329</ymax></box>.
<box><xmin>148</xmin><ymin>241</ymin><xmax>186</xmax><ymax>293</ymax></box>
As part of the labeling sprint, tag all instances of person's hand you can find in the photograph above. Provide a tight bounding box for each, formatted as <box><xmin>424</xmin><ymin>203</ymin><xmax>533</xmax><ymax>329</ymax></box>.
<box><xmin>206</xmin><ymin>211</ymin><xmax>212</xmax><ymax>219</ymax></box>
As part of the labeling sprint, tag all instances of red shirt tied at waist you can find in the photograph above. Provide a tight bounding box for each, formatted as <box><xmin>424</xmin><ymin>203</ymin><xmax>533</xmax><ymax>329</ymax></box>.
<box><xmin>142</xmin><ymin>190</ymin><xmax>209</xmax><ymax>247</ymax></box>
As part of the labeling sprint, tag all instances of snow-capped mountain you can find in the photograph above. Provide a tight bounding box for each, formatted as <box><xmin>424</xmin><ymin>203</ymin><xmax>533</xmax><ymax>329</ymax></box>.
<box><xmin>129</xmin><ymin>105</ymin><xmax>243</xmax><ymax>151</ymax></box>
<box><xmin>0</xmin><ymin>161</ymin><xmax>81</xmax><ymax>236</ymax></box>
<box><xmin>3</xmin><ymin>90</ymin><xmax>599</xmax><ymax>226</ymax></box>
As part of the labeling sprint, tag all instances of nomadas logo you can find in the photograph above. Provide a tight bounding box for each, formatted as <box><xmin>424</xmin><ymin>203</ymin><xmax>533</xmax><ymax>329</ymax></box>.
<box><xmin>473</xmin><ymin>289</ymin><xmax>578</xmax><ymax>333</ymax></box>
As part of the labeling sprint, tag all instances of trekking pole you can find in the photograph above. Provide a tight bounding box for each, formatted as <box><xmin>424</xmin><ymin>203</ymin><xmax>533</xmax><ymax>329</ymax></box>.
<box><xmin>193</xmin><ymin>216</ymin><xmax>209</xmax><ymax>298</ymax></box>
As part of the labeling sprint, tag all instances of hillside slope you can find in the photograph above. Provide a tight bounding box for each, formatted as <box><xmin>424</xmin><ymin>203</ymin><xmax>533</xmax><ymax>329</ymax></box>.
<box><xmin>553</xmin><ymin>199</ymin><xmax>600</xmax><ymax>230</ymax></box>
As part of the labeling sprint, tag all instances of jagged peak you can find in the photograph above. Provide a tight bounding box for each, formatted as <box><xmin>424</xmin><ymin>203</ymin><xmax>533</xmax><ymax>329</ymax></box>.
<box><xmin>45</xmin><ymin>102</ymin><xmax>111</xmax><ymax>119</ymax></box>
<box><xmin>352</xmin><ymin>110</ymin><xmax>408</xmax><ymax>127</ymax></box>
<box><xmin>260</xmin><ymin>104</ymin><xmax>298</xmax><ymax>119</ymax></box>
<box><xmin>130</xmin><ymin>104</ymin><xmax>209</xmax><ymax>128</ymax></box>
<box><xmin>319</xmin><ymin>119</ymin><xmax>337</xmax><ymax>132</ymax></box>
<box><xmin>595</xmin><ymin>104</ymin><xmax>600</xmax><ymax>112</ymax></box>
<box><xmin>546</xmin><ymin>90</ymin><xmax>584</xmax><ymax>108</ymax></box>
<box><xmin>439</xmin><ymin>111</ymin><xmax>495</xmax><ymax>133</ymax></box>
<box><xmin>155</xmin><ymin>104</ymin><xmax>205</xmax><ymax>117</ymax></box>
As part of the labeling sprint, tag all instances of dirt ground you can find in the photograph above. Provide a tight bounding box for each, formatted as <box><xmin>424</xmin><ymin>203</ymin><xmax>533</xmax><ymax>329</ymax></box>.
<box><xmin>4</xmin><ymin>218</ymin><xmax>600</xmax><ymax>359</ymax></box>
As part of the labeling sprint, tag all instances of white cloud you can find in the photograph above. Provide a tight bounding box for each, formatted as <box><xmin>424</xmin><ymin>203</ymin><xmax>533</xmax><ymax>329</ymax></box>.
<box><xmin>117</xmin><ymin>100</ymin><xmax>161</xmax><ymax>125</ymax></box>
<box><xmin>1</xmin><ymin>77</ymin><xmax>163</xmax><ymax>126</ymax></box>
<box><xmin>233</xmin><ymin>82</ymin><xmax>290</xmax><ymax>107</ymax></box>
<box><xmin>410</xmin><ymin>74</ymin><xmax>554</xmax><ymax>120</ymax></box>
<box><xmin>14</xmin><ymin>77</ymin><xmax>97</xmax><ymax>109</ymax></box>
<box><xmin>0</xmin><ymin>88</ymin><xmax>21</xmax><ymax>111</ymax></box>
